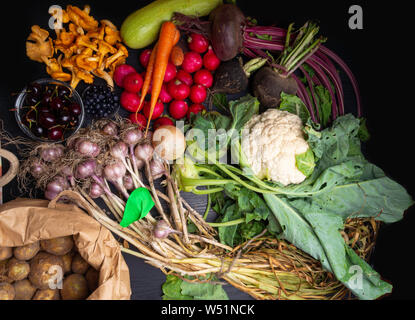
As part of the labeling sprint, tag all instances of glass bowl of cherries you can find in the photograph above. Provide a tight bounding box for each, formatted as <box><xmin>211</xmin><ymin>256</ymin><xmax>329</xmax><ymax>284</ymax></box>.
<box><xmin>14</xmin><ymin>79</ymin><xmax>84</xmax><ymax>142</ymax></box>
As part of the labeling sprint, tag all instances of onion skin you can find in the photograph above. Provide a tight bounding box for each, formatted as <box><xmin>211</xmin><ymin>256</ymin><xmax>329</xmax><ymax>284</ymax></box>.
<box><xmin>75</xmin><ymin>159</ymin><xmax>97</xmax><ymax>179</ymax></box>
<box><xmin>122</xmin><ymin>129</ymin><xmax>143</xmax><ymax>146</ymax></box>
<box><xmin>40</xmin><ymin>145</ymin><xmax>64</xmax><ymax>162</ymax></box>
<box><xmin>89</xmin><ymin>182</ymin><xmax>104</xmax><ymax>199</ymax></box>
<box><xmin>149</xmin><ymin>159</ymin><xmax>165</xmax><ymax>180</ymax></box>
<box><xmin>152</xmin><ymin>125</ymin><xmax>186</xmax><ymax>161</ymax></box>
<box><xmin>102</xmin><ymin>122</ymin><xmax>119</xmax><ymax>136</ymax></box>
<box><xmin>135</xmin><ymin>144</ymin><xmax>154</xmax><ymax>163</ymax></box>
<box><xmin>31</xmin><ymin>160</ymin><xmax>45</xmax><ymax>178</ymax></box>
<box><xmin>153</xmin><ymin>220</ymin><xmax>173</xmax><ymax>239</ymax></box>
<box><xmin>75</xmin><ymin>140</ymin><xmax>101</xmax><ymax>158</ymax></box>
<box><xmin>110</xmin><ymin>142</ymin><xmax>129</xmax><ymax>159</ymax></box>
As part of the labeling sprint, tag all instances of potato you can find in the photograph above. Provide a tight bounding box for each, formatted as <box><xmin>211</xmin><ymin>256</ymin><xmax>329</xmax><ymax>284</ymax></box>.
<box><xmin>7</xmin><ymin>258</ymin><xmax>30</xmax><ymax>281</ymax></box>
<box><xmin>0</xmin><ymin>282</ymin><xmax>15</xmax><ymax>300</ymax></box>
<box><xmin>13</xmin><ymin>241</ymin><xmax>40</xmax><ymax>261</ymax></box>
<box><xmin>62</xmin><ymin>252</ymin><xmax>74</xmax><ymax>274</ymax></box>
<box><xmin>29</xmin><ymin>252</ymin><xmax>64</xmax><ymax>289</ymax></box>
<box><xmin>85</xmin><ymin>267</ymin><xmax>99</xmax><ymax>292</ymax></box>
<box><xmin>61</xmin><ymin>274</ymin><xmax>89</xmax><ymax>300</ymax></box>
<box><xmin>0</xmin><ymin>260</ymin><xmax>11</xmax><ymax>284</ymax></box>
<box><xmin>13</xmin><ymin>279</ymin><xmax>36</xmax><ymax>300</ymax></box>
<box><xmin>71</xmin><ymin>253</ymin><xmax>89</xmax><ymax>275</ymax></box>
<box><xmin>0</xmin><ymin>247</ymin><xmax>12</xmax><ymax>261</ymax></box>
<box><xmin>41</xmin><ymin>236</ymin><xmax>74</xmax><ymax>256</ymax></box>
<box><xmin>33</xmin><ymin>288</ymin><xmax>60</xmax><ymax>300</ymax></box>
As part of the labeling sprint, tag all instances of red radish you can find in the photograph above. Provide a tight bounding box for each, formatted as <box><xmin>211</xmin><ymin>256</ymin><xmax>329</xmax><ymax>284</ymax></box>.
<box><xmin>188</xmin><ymin>33</ymin><xmax>209</xmax><ymax>53</ymax></box>
<box><xmin>143</xmin><ymin>100</ymin><xmax>164</xmax><ymax>120</ymax></box>
<box><xmin>176</xmin><ymin>70</ymin><xmax>193</xmax><ymax>87</ymax></box>
<box><xmin>169</xmin><ymin>100</ymin><xmax>188</xmax><ymax>119</ymax></box>
<box><xmin>163</xmin><ymin>62</ymin><xmax>177</xmax><ymax>83</ymax></box>
<box><xmin>187</xmin><ymin>104</ymin><xmax>206</xmax><ymax>119</ymax></box>
<box><xmin>167</xmin><ymin>79</ymin><xmax>190</xmax><ymax>100</ymax></box>
<box><xmin>114</xmin><ymin>64</ymin><xmax>136</xmax><ymax>87</ymax></box>
<box><xmin>203</xmin><ymin>47</ymin><xmax>220</xmax><ymax>71</ymax></box>
<box><xmin>189</xmin><ymin>84</ymin><xmax>207</xmax><ymax>104</ymax></box>
<box><xmin>123</xmin><ymin>72</ymin><xmax>143</xmax><ymax>93</ymax></box>
<box><xmin>182</xmin><ymin>51</ymin><xmax>203</xmax><ymax>73</ymax></box>
<box><xmin>194</xmin><ymin>69</ymin><xmax>213</xmax><ymax>88</ymax></box>
<box><xmin>129</xmin><ymin>113</ymin><xmax>147</xmax><ymax>130</ymax></box>
<box><xmin>159</xmin><ymin>84</ymin><xmax>173</xmax><ymax>103</ymax></box>
<box><xmin>139</xmin><ymin>49</ymin><xmax>152</xmax><ymax>68</ymax></box>
<box><xmin>121</xmin><ymin>91</ymin><xmax>141</xmax><ymax>112</ymax></box>
<box><xmin>153</xmin><ymin>116</ymin><xmax>174</xmax><ymax>131</ymax></box>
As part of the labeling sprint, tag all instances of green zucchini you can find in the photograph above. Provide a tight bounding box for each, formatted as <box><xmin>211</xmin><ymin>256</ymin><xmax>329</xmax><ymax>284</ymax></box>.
<box><xmin>121</xmin><ymin>0</ymin><xmax>222</xmax><ymax>49</ymax></box>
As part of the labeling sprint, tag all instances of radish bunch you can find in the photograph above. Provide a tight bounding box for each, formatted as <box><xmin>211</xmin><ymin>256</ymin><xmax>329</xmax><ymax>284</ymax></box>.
<box><xmin>116</xmin><ymin>32</ymin><xmax>221</xmax><ymax>130</ymax></box>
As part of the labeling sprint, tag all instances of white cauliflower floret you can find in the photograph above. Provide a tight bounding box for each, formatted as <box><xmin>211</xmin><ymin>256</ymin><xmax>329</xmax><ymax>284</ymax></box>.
<box><xmin>241</xmin><ymin>109</ymin><xmax>310</xmax><ymax>186</ymax></box>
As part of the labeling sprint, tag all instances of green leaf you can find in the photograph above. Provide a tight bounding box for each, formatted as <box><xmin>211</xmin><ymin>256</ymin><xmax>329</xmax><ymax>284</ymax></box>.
<box><xmin>279</xmin><ymin>92</ymin><xmax>311</xmax><ymax>124</ymax></box>
<box><xmin>181</xmin><ymin>278</ymin><xmax>229</xmax><ymax>300</ymax></box>
<box><xmin>358</xmin><ymin>118</ymin><xmax>370</xmax><ymax>142</ymax></box>
<box><xmin>120</xmin><ymin>188</ymin><xmax>154</xmax><ymax>227</ymax></box>
<box><xmin>162</xmin><ymin>275</ymin><xmax>229</xmax><ymax>300</ymax></box>
<box><xmin>295</xmin><ymin>148</ymin><xmax>315</xmax><ymax>177</ymax></box>
<box><xmin>218</xmin><ymin>203</ymin><xmax>242</xmax><ymax>247</ymax></box>
<box><xmin>212</xmin><ymin>93</ymin><xmax>229</xmax><ymax>115</ymax></box>
<box><xmin>314</xmin><ymin>85</ymin><xmax>332</xmax><ymax>127</ymax></box>
<box><xmin>162</xmin><ymin>275</ymin><xmax>193</xmax><ymax>300</ymax></box>
<box><xmin>228</xmin><ymin>94</ymin><xmax>260</xmax><ymax>133</ymax></box>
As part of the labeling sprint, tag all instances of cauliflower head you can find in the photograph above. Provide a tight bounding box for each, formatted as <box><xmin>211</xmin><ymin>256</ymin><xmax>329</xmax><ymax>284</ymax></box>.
<box><xmin>241</xmin><ymin>109</ymin><xmax>312</xmax><ymax>186</ymax></box>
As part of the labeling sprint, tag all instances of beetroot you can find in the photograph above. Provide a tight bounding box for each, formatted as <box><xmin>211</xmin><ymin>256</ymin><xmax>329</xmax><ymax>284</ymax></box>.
<box><xmin>252</xmin><ymin>66</ymin><xmax>298</xmax><ymax>108</ymax></box>
<box><xmin>209</xmin><ymin>4</ymin><xmax>245</xmax><ymax>61</ymax></box>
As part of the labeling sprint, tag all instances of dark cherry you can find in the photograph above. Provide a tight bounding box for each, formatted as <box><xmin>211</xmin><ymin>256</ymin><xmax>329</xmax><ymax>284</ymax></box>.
<box><xmin>42</xmin><ymin>93</ymin><xmax>53</xmax><ymax>106</ymax></box>
<box><xmin>58</xmin><ymin>111</ymin><xmax>71</xmax><ymax>125</ymax></box>
<box><xmin>38</xmin><ymin>105</ymin><xmax>51</xmax><ymax>114</ymax></box>
<box><xmin>48</xmin><ymin>126</ymin><xmax>64</xmax><ymax>141</ymax></box>
<box><xmin>28</xmin><ymin>82</ymin><xmax>43</xmax><ymax>97</ymax></box>
<box><xmin>58</xmin><ymin>86</ymin><xmax>71</xmax><ymax>98</ymax></box>
<box><xmin>50</xmin><ymin>97</ymin><xmax>64</xmax><ymax>112</ymax></box>
<box><xmin>31</xmin><ymin>124</ymin><xmax>45</xmax><ymax>137</ymax></box>
<box><xmin>39</xmin><ymin>113</ymin><xmax>57</xmax><ymax>129</ymax></box>
<box><xmin>45</xmin><ymin>86</ymin><xmax>54</xmax><ymax>96</ymax></box>
<box><xmin>24</xmin><ymin>109</ymin><xmax>37</xmax><ymax>123</ymax></box>
<box><xmin>70</xmin><ymin>116</ymin><xmax>79</xmax><ymax>127</ymax></box>
<box><xmin>69</xmin><ymin>103</ymin><xmax>82</xmax><ymax>116</ymax></box>
<box><xmin>25</xmin><ymin>94</ymin><xmax>39</xmax><ymax>106</ymax></box>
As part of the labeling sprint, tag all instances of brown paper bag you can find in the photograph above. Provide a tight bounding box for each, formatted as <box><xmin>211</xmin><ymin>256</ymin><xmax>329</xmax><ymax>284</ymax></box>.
<box><xmin>0</xmin><ymin>198</ymin><xmax>131</xmax><ymax>300</ymax></box>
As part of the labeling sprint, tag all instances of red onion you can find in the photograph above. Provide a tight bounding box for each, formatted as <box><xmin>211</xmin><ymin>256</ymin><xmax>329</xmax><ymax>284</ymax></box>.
<box><xmin>40</xmin><ymin>145</ymin><xmax>64</xmax><ymax>162</ymax></box>
<box><xmin>153</xmin><ymin>220</ymin><xmax>176</xmax><ymax>239</ymax></box>
<box><xmin>75</xmin><ymin>139</ymin><xmax>101</xmax><ymax>158</ymax></box>
<box><xmin>149</xmin><ymin>159</ymin><xmax>165</xmax><ymax>180</ymax></box>
<box><xmin>122</xmin><ymin>129</ymin><xmax>143</xmax><ymax>146</ymax></box>
<box><xmin>104</xmin><ymin>160</ymin><xmax>129</xmax><ymax>199</ymax></box>
<box><xmin>89</xmin><ymin>182</ymin><xmax>104</xmax><ymax>199</ymax></box>
<box><xmin>135</xmin><ymin>143</ymin><xmax>154</xmax><ymax>163</ymax></box>
<box><xmin>45</xmin><ymin>190</ymin><xmax>58</xmax><ymax>201</ymax></box>
<box><xmin>102</xmin><ymin>122</ymin><xmax>119</xmax><ymax>136</ymax></box>
<box><xmin>110</xmin><ymin>142</ymin><xmax>128</xmax><ymax>159</ymax></box>
<box><xmin>30</xmin><ymin>160</ymin><xmax>45</xmax><ymax>178</ymax></box>
<box><xmin>123</xmin><ymin>174</ymin><xmax>135</xmax><ymax>191</ymax></box>
<box><xmin>75</xmin><ymin>159</ymin><xmax>97</xmax><ymax>179</ymax></box>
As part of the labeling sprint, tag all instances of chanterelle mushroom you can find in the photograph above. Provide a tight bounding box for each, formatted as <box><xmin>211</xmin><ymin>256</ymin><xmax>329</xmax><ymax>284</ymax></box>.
<box><xmin>26</xmin><ymin>25</ymin><xmax>54</xmax><ymax>63</ymax></box>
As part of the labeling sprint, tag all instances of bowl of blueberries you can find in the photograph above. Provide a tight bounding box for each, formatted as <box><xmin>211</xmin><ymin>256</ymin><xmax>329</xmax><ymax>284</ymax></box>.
<box><xmin>82</xmin><ymin>84</ymin><xmax>120</xmax><ymax>119</ymax></box>
<box><xmin>14</xmin><ymin>79</ymin><xmax>84</xmax><ymax>142</ymax></box>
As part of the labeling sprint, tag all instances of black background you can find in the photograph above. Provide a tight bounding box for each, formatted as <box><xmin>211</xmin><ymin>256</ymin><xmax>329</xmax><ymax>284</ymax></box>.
<box><xmin>0</xmin><ymin>0</ymin><xmax>414</xmax><ymax>302</ymax></box>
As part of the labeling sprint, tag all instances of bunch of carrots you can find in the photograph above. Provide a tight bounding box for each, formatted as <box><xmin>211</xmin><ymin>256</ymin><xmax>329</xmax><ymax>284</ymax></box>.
<box><xmin>136</xmin><ymin>21</ymin><xmax>181</xmax><ymax>136</ymax></box>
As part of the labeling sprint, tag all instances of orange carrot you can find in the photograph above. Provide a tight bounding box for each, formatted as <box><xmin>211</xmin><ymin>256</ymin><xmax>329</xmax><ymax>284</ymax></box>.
<box><xmin>145</xmin><ymin>22</ymin><xmax>180</xmax><ymax>136</ymax></box>
<box><xmin>137</xmin><ymin>43</ymin><xmax>157</xmax><ymax>111</ymax></box>
<box><xmin>170</xmin><ymin>45</ymin><xmax>184</xmax><ymax>66</ymax></box>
